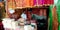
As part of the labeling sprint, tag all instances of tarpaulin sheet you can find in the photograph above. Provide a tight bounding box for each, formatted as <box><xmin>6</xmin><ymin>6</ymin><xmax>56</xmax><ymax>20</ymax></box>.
<box><xmin>56</xmin><ymin>1</ymin><xmax>60</xmax><ymax>30</ymax></box>
<box><xmin>49</xmin><ymin>5</ymin><xmax>53</xmax><ymax>30</ymax></box>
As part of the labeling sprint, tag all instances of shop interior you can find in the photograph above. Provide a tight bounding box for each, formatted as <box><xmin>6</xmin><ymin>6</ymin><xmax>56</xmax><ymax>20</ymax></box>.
<box><xmin>6</xmin><ymin>6</ymin><xmax>49</xmax><ymax>30</ymax></box>
<box><xmin>0</xmin><ymin>0</ymin><xmax>60</xmax><ymax>30</ymax></box>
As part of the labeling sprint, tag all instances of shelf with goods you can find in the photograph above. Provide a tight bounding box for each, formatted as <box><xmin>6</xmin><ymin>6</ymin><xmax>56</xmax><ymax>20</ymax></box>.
<box><xmin>5</xmin><ymin>0</ymin><xmax>54</xmax><ymax>30</ymax></box>
<box><xmin>5</xmin><ymin>0</ymin><xmax>53</xmax><ymax>23</ymax></box>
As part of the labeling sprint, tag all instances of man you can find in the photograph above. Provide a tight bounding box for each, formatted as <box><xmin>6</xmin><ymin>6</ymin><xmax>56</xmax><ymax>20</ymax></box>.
<box><xmin>21</xmin><ymin>10</ymin><xmax>27</xmax><ymax>20</ymax></box>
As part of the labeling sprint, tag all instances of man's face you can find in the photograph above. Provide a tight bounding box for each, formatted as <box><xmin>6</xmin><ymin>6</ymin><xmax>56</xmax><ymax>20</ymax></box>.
<box><xmin>39</xmin><ymin>9</ymin><xmax>43</xmax><ymax>16</ymax></box>
<box><xmin>43</xmin><ymin>9</ymin><xmax>47</xmax><ymax>16</ymax></box>
<box><xmin>27</xmin><ymin>11</ymin><xmax>32</xmax><ymax>20</ymax></box>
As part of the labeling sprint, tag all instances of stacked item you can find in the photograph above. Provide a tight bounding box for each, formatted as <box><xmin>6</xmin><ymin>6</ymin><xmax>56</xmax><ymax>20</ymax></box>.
<box><xmin>2</xmin><ymin>18</ymin><xmax>18</xmax><ymax>30</ymax></box>
<box><xmin>2</xmin><ymin>18</ymin><xmax>37</xmax><ymax>30</ymax></box>
<box><xmin>31</xmin><ymin>20</ymin><xmax>37</xmax><ymax>30</ymax></box>
<box><xmin>17</xmin><ymin>18</ymin><xmax>37</xmax><ymax>30</ymax></box>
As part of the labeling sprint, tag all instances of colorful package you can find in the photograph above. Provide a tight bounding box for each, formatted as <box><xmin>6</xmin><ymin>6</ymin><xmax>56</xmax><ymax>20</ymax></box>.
<box><xmin>38</xmin><ymin>0</ymin><xmax>43</xmax><ymax>5</ymax></box>
<box><xmin>33</xmin><ymin>0</ymin><xmax>37</xmax><ymax>6</ymax></box>
<box><xmin>29</xmin><ymin>0</ymin><xmax>34</xmax><ymax>7</ymax></box>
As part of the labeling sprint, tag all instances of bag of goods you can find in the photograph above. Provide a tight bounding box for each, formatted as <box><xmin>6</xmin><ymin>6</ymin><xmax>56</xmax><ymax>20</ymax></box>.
<box><xmin>2</xmin><ymin>18</ymin><xmax>12</xmax><ymax>28</ymax></box>
<box><xmin>2</xmin><ymin>18</ymin><xmax>15</xmax><ymax>30</ymax></box>
<box><xmin>18</xmin><ymin>18</ymin><xmax>25</xmax><ymax>26</ymax></box>
<box><xmin>24</xmin><ymin>25</ymin><xmax>32</xmax><ymax>30</ymax></box>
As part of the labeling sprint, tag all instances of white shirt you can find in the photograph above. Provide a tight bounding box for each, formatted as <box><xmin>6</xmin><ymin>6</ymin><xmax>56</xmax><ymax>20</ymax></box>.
<box><xmin>21</xmin><ymin>13</ymin><xmax>27</xmax><ymax>20</ymax></box>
